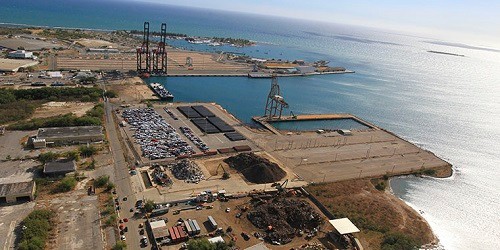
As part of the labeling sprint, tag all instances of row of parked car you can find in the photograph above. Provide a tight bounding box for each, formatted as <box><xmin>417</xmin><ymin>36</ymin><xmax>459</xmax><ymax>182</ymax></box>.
<box><xmin>122</xmin><ymin>108</ymin><xmax>195</xmax><ymax>159</ymax></box>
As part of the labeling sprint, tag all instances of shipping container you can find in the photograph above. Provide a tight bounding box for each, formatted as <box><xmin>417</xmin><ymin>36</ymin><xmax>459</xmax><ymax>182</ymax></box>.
<box><xmin>192</xmin><ymin>220</ymin><xmax>201</xmax><ymax>234</ymax></box>
<box><xmin>184</xmin><ymin>220</ymin><xmax>193</xmax><ymax>235</ymax></box>
<box><xmin>188</xmin><ymin>220</ymin><xmax>197</xmax><ymax>235</ymax></box>
<box><xmin>208</xmin><ymin>216</ymin><xmax>218</xmax><ymax>229</ymax></box>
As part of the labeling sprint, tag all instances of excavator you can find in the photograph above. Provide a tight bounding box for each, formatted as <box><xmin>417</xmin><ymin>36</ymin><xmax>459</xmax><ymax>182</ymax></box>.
<box><xmin>215</xmin><ymin>163</ymin><xmax>230</xmax><ymax>180</ymax></box>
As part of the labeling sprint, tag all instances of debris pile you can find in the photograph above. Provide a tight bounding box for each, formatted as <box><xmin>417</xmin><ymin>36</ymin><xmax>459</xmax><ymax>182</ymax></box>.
<box><xmin>247</xmin><ymin>198</ymin><xmax>322</xmax><ymax>245</ymax></box>
<box><xmin>167</xmin><ymin>160</ymin><xmax>205</xmax><ymax>183</ymax></box>
<box><xmin>151</xmin><ymin>164</ymin><xmax>172</xmax><ymax>186</ymax></box>
<box><xmin>224</xmin><ymin>153</ymin><xmax>286</xmax><ymax>184</ymax></box>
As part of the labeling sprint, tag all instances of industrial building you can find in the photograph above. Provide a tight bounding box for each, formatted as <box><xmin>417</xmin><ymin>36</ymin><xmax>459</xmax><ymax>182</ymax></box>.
<box><xmin>148</xmin><ymin>220</ymin><xmax>170</xmax><ymax>246</ymax></box>
<box><xmin>8</xmin><ymin>50</ymin><xmax>35</xmax><ymax>59</ymax></box>
<box><xmin>32</xmin><ymin>138</ymin><xmax>46</xmax><ymax>149</ymax></box>
<box><xmin>0</xmin><ymin>181</ymin><xmax>36</xmax><ymax>203</ymax></box>
<box><xmin>36</xmin><ymin>126</ymin><xmax>104</xmax><ymax>146</ymax></box>
<box><xmin>44</xmin><ymin>159</ymin><xmax>76</xmax><ymax>176</ymax></box>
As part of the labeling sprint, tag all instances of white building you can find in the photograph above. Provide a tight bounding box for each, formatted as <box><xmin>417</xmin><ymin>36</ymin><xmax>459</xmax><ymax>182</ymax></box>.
<box><xmin>8</xmin><ymin>50</ymin><xmax>34</xmax><ymax>59</ymax></box>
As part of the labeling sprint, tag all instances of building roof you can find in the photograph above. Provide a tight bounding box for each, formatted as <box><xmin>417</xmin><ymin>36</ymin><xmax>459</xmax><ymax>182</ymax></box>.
<box><xmin>150</xmin><ymin>220</ymin><xmax>166</xmax><ymax>229</ymax></box>
<box><xmin>244</xmin><ymin>242</ymin><xmax>270</xmax><ymax>250</ymax></box>
<box><xmin>208</xmin><ymin>236</ymin><xmax>225</xmax><ymax>244</ymax></box>
<box><xmin>328</xmin><ymin>218</ymin><xmax>360</xmax><ymax>235</ymax></box>
<box><xmin>0</xmin><ymin>181</ymin><xmax>35</xmax><ymax>197</ymax></box>
<box><xmin>0</xmin><ymin>58</ymin><xmax>39</xmax><ymax>72</ymax></box>
<box><xmin>37</xmin><ymin>126</ymin><xmax>103</xmax><ymax>140</ymax></box>
<box><xmin>44</xmin><ymin>159</ymin><xmax>76</xmax><ymax>174</ymax></box>
<box><xmin>150</xmin><ymin>220</ymin><xmax>169</xmax><ymax>239</ymax></box>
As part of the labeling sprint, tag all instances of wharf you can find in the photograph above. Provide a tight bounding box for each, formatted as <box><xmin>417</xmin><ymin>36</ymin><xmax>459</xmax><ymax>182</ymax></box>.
<box><xmin>253</xmin><ymin>113</ymin><xmax>378</xmax><ymax>135</ymax></box>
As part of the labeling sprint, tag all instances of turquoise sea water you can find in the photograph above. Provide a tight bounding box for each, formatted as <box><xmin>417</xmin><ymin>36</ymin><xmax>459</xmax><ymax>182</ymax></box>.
<box><xmin>268</xmin><ymin>118</ymin><xmax>370</xmax><ymax>131</ymax></box>
<box><xmin>2</xmin><ymin>1</ymin><xmax>500</xmax><ymax>249</ymax></box>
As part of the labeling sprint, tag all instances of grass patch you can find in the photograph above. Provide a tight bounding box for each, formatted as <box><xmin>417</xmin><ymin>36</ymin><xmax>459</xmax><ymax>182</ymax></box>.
<box><xmin>53</xmin><ymin>176</ymin><xmax>77</xmax><ymax>193</ymax></box>
<box><xmin>0</xmin><ymin>87</ymin><xmax>103</xmax><ymax>126</ymax></box>
<box><xmin>18</xmin><ymin>209</ymin><xmax>55</xmax><ymax>250</ymax></box>
<box><xmin>306</xmin><ymin>180</ymin><xmax>433</xmax><ymax>249</ymax></box>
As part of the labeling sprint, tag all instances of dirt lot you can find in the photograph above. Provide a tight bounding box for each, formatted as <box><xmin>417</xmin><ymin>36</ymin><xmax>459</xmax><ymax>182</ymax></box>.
<box><xmin>35</xmin><ymin>178</ymin><xmax>105</xmax><ymax>250</ymax></box>
<box><xmin>108</xmin><ymin>77</ymin><xmax>156</xmax><ymax>104</ymax></box>
<box><xmin>306</xmin><ymin>179</ymin><xmax>437</xmax><ymax>250</ymax></box>
<box><xmin>159</xmin><ymin>196</ymin><xmax>329</xmax><ymax>249</ymax></box>
<box><xmin>32</xmin><ymin>101</ymin><xmax>95</xmax><ymax>119</ymax></box>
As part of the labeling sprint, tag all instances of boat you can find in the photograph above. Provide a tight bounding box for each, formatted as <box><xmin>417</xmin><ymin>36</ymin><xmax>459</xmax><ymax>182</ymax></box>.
<box><xmin>149</xmin><ymin>83</ymin><xmax>174</xmax><ymax>101</ymax></box>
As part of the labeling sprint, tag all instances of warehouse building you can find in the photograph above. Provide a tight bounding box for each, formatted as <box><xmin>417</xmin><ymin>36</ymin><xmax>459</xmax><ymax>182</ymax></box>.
<box><xmin>44</xmin><ymin>159</ymin><xmax>76</xmax><ymax>176</ymax></box>
<box><xmin>0</xmin><ymin>181</ymin><xmax>36</xmax><ymax>203</ymax></box>
<box><xmin>36</xmin><ymin>126</ymin><xmax>104</xmax><ymax>146</ymax></box>
<box><xmin>8</xmin><ymin>50</ymin><xmax>35</xmax><ymax>59</ymax></box>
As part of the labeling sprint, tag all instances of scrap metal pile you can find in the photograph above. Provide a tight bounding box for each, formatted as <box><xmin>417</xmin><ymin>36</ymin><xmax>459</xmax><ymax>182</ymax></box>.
<box><xmin>247</xmin><ymin>198</ymin><xmax>323</xmax><ymax>245</ymax></box>
<box><xmin>224</xmin><ymin>153</ymin><xmax>286</xmax><ymax>184</ymax></box>
<box><xmin>167</xmin><ymin>160</ymin><xmax>205</xmax><ymax>183</ymax></box>
<box><xmin>122</xmin><ymin>108</ymin><xmax>194</xmax><ymax>159</ymax></box>
<box><xmin>152</xmin><ymin>164</ymin><xmax>172</xmax><ymax>186</ymax></box>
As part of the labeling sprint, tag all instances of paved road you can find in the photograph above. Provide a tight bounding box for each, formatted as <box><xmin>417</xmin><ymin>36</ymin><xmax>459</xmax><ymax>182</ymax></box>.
<box><xmin>105</xmin><ymin>99</ymin><xmax>143</xmax><ymax>249</ymax></box>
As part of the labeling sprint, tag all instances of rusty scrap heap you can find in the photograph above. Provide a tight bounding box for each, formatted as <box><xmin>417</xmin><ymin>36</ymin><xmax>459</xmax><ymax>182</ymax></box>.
<box><xmin>247</xmin><ymin>198</ymin><xmax>323</xmax><ymax>244</ymax></box>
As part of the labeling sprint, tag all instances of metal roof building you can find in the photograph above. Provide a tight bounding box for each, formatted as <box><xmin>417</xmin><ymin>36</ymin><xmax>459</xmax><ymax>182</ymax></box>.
<box><xmin>37</xmin><ymin>126</ymin><xmax>104</xmax><ymax>146</ymax></box>
<box><xmin>44</xmin><ymin>159</ymin><xmax>76</xmax><ymax>176</ymax></box>
<box><xmin>328</xmin><ymin>218</ymin><xmax>360</xmax><ymax>235</ymax></box>
<box><xmin>0</xmin><ymin>181</ymin><xmax>36</xmax><ymax>203</ymax></box>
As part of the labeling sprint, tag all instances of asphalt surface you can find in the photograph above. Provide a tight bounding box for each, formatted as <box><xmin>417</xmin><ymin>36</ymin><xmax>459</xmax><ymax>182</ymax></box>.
<box><xmin>105</xmin><ymin>98</ymin><xmax>144</xmax><ymax>249</ymax></box>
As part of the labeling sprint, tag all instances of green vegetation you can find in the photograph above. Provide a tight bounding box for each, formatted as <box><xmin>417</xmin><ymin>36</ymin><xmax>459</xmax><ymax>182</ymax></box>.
<box><xmin>0</xmin><ymin>87</ymin><xmax>104</xmax><ymax>125</ymax></box>
<box><xmin>187</xmin><ymin>238</ymin><xmax>230</xmax><ymax>250</ymax></box>
<box><xmin>0</xmin><ymin>27</ymin><xmax>32</xmax><ymax>35</ymax></box>
<box><xmin>38</xmin><ymin>151</ymin><xmax>60</xmax><ymax>164</ymax></box>
<box><xmin>104</xmin><ymin>90</ymin><xmax>118</xmax><ymax>98</ymax></box>
<box><xmin>381</xmin><ymin>233</ymin><xmax>418</xmax><ymax>250</ymax></box>
<box><xmin>112</xmin><ymin>241</ymin><xmax>127</xmax><ymax>250</ymax></box>
<box><xmin>144</xmin><ymin>199</ymin><xmax>155</xmax><ymax>213</ymax></box>
<box><xmin>95</xmin><ymin>175</ymin><xmax>110</xmax><ymax>188</ymax></box>
<box><xmin>212</xmin><ymin>37</ymin><xmax>254</xmax><ymax>46</ymax></box>
<box><xmin>18</xmin><ymin>209</ymin><xmax>55</xmax><ymax>250</ymax></box>
<box><xmin>79</xmin><ymin>145</ymin><xmax>99</xmax><ymax>158</ymax></box>
<box><xmin>8</xmin><ymin>103</ymin><xmax>104</xmax><ymax>130</ymax></box>
<box><xmin>307</xmin><ymin>180</ymin><xmax>432</xmax><ymax>249</ymax></box>
<box><xmin>54</xmin><ymin>176</ymin><xmax>77</xmax><ymax>193</ymax></box>
<box><xmin>41</xmin><ymin>29</ymin><xmax>91</xmax><ymax>40</ymax></box>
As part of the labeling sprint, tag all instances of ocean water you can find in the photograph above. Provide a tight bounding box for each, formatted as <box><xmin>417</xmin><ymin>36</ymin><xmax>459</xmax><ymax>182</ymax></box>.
<box><xmin>2</xmin><ymin>1</ymin><xmax>500</xmax><ymax>249</ymax></box>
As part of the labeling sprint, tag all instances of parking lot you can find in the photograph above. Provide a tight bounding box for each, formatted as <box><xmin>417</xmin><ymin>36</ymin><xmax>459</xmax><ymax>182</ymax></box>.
<box><xmin>118</xmin><ymin>103</ymin><xmax>259</xmax><ymax>164</ymax></box>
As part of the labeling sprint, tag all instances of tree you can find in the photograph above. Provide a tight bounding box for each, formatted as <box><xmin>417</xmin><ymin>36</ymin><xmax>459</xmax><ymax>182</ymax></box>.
<box><xmin>38</xmin><ymin>151</ymin><xmax>60</xmax><ymax>164</ymax></box>
<box><xmin>54</xmin><ymin>176</ymin><xmax>77</xmax><ymax>193</ymax></box>
<box><xmin>185</xmin><ymin>239</ymin><xmax>229</xmax><ymax>250</ymax></box>
<box><xmin>112</xmin><ymin>241</ymin><xmax>127</xmax><ymax>250</ymax></box>
<box><xmin>79</xmin><ymin>145</ymin><xmax>98</xmax><ymax>157</ymax></box>
<box><xmin>95</xmin><ymin>175</ymin><xmax>110</xmax><ymax>188</ymax></box>
<box><xmin>381</xmin><ymin>232</ymin><xmax>418</xmax><ymax>250</ymax></box>
<box><xmin>144</xmin><ymin>199</ymin><xmax>155</xmax><ymax>213</ymax></box>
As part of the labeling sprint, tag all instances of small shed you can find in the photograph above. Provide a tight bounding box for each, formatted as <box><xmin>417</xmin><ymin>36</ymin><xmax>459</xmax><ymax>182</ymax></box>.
<box><xmin>43</xmin><ymin>159</ymin><xmax>76</xmax><ymax>176</ymax></box>
<box><xmin>208</xmin><ymin>236</ymin><xmax>225</xmax><ymax>244</ymax></box>
<box><xmin>328</xmin><ymin>218</ymin><xmax>360</xmax><ymax>235</ymax></box>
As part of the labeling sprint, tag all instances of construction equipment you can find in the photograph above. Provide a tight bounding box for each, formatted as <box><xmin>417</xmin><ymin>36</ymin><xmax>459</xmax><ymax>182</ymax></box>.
<box><xmin>215</xmin><ymin>163</ymin><xmax>230</xmax><ymax>179</ymax></box>
<box><xmin>273</xmin><ymin>179</ymin><xmax>289</xmax><ymax>192</ymax></box>
<box><xmin>186</xmin><ymin>57</ymin><xmax>193</xmax><ymax>70</ymax></box>
<box><xmin>264</xmin><ymin>75</ymin><xmax>289</xmax><ymax>119</ymax></box>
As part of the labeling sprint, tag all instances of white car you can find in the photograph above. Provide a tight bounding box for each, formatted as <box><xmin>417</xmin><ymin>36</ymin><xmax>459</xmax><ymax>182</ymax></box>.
<box><xmin>225</xmin><ymin>208</ymin><xmax>231</xmax><ymax>213</ymax></box>
<box><xmin>120</xmin><ymin>235</ymin><xmax>126</xmax><ymax>241</ymax></box>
